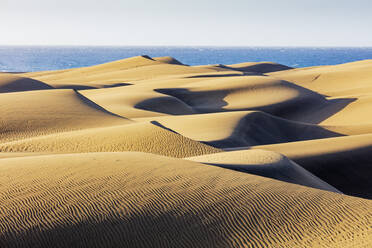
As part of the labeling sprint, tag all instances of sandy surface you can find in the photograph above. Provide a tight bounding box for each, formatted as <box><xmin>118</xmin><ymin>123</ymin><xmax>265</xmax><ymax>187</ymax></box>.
<box><xmin>0</xmin><ymin>56</ymin><xmax>371</xmax><ymax>247</ymax></box>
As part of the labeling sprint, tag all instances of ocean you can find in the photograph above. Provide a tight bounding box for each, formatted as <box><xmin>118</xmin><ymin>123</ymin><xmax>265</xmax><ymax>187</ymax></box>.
<box><xmin>1</xmin><ymin>46</ymin><xmax>372</xmax><ymax>72</ymax></box>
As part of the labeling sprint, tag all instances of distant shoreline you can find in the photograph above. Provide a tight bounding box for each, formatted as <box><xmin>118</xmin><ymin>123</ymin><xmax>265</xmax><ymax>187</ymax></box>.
<box><xmin>1</xmin><ymin>46</ymin><xmax>372</xmax><ymax>72</ymax></box>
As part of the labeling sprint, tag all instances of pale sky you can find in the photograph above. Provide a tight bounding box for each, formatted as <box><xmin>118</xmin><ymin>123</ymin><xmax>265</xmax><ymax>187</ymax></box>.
<box><xmin>1</xmin><ymin>0</ymin><xmax>372</xmax><ymax>46</ymax></box>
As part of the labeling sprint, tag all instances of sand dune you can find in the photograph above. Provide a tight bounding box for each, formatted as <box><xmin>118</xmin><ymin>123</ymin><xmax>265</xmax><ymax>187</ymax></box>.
<box><xmin>154</xmin><ymin>56</ymin><xmax>184</xmax><ymax>65</ymax></box>
<box><xmin>21</xmin><ymin>55</ymin><xmax>160</xmax><ymax>78</ymax></box>
<box><xmin>194</xmin><ymin>62</ymin><xmax>292</xmax><ymax>74</ymax></box>
<box><xmin>21</xmin><ymin>56</ymin><xmax>216</xmax><ymax>89</ymax></box>
<box><xmin>0</xmin><ymin>73</ymin><xmax>53</xmax><ymax>93</ymax></box>
<box><xmin>253</xmin><ymin>134</ymin><xmax>372</xmax><ymax>199</ymax></box>
<box><xmin>0</xmin><ymin>89</ymin><xmax>128</xmax><ymax>142</ymax></box>
<box><xmin>270</xmin><ymin>60</ymin><xmax>372</xmax><ymax>124</ymax></box>
<box><xmin>0</xmin><ymin>56</ymin><xmax>371</xmax><ymax>247</ymax></box>
<box><xmin>0</xmin><ymin>152</ymin><xmax>371</xmax><ymax>247</ymax></box>
<box><xmin>0</xmin><ymin>152</ymin><xmax>48</xmax><ymax>159</ymax></box>
<box><xmin>142</xmin><ymin>111</ymin><xmax>341</xmax><ymax>148</ymax></box>
<box><xmin>269</xmin><ymin>59</ymin><xmax>372</xmax><ymax>96</ymax></box>
<box><xmin>187</xmin><ymin>149</ymin><xmax>341</xmax><ymax>192</ymax></box>
<box><xmin>0</xmin><ymin>121</ymin><xmax>221</xmax><ymax>158</ymax></box>
<box><xmin>156</xmin><ymin>76</ymin><xmax>326</xmax><ymax>115</ymax></box>
<box><xmin>319</xmin><ymin>95</ymin><xmax>372</xmax><ymax>125</ymax></box>
<box><xmin>79</xmin><ymin>83</ymin><xmax>196</xmax><ymax>118</ymax></box>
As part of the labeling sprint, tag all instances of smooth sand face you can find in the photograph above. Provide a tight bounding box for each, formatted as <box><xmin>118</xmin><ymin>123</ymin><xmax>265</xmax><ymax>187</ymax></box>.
<box><xmin>269</xmin><ymin>60</ymin><xmax>372</xmax><ymax>124</ymax></box>
<box><xmin>0</xmin><ymin>89</ymin><xmax>129</xmax><ymax>142</ymax></box>
<box><xmin>0</xmin><ymin>56</ymin><xmax>371</xmax><ymax>247</ymax></box>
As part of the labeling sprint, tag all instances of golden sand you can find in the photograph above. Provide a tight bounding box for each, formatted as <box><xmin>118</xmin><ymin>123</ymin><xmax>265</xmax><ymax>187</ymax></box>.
<box><xmin>0</xmin><ymin>56</ymin><xmax>371</xmax><ymax>247</ymax></box>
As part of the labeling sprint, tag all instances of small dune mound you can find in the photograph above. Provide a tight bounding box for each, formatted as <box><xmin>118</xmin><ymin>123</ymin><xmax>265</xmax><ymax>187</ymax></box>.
<box><xmin>79</xmin><ymin>55</ymin><xmax>158</xmax><ymax>72</ymax></box>
<box><xmin>0</xmin><ymin>73</ymin><xmax>53</xmax><ymax>93</ymax></box>
<box><xmin>0</xmin><ymin>152</ymin><xmax>370</xmax><ymax>248</ymax></box>
<box><xmin>79</xmin><ymin>85</ymin><xmax>195</xmax><ymax>118</ymax></box>
<box><xmin>188</xmin><ymin>149</ymin><xmax>340</xmax><ymax>192</ymax></box>
<box><xmin>227</xmin><ymin>62</ymin><xmax>293</xmax><ymax>73</ymax></box>
<box><xmin>0</xmin><ymin>121</ymin><xmax>221</xmax><ymax>158</ymax></box>
<box><xmin>154</xmin><ymin>56</ymin><xmax>184</xmax><ymax>65</ymax></box>
<box><xmin>255</xmin><ymin>134</ymin><xmax>372</xmax><ymax>199</ymax></box>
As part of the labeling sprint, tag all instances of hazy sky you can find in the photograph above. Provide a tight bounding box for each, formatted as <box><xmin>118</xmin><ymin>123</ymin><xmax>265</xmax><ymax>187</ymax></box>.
<box><xmin>1</xmin><ymin>0</ymin><xmax>372</xmax><ymax>46</ymax></box>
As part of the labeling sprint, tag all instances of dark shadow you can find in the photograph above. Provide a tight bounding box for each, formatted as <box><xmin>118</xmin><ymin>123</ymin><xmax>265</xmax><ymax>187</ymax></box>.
<box><xmin>284</xmin><ymin>145</ymin><xmax>372</xmax><ymax>199</ymax></box>
<box><xmin>199</xmin><ymin>161</ymin><xmax>340</xmax><ymax>193</ymax></box>
<box><xmin>289</xmin><ymin>98</ymin><xmax>356</xmax><ymax>124</ymax></box>
<box><xmin>74</xmin><ymin>90</ymin><xmax>129</xmax><ymax>120</ymax></box>
<box><xmin>102</xmin><ymin>83</ymin><xmax>132</xmax><ymax>88</ymax></box>
<box><xmin>185</xmin><ymin>73</ymin><xmax>257</xmax><ymax>78</ymax></box>
<box><xmin>54</xmin><ymin>83</ymin><xmax>132</xmax><ymax>90</ymax></box>
<box><xmin>154</xmin><ymin>82</ymin><xmax>356</xmax><ymax>125</ymax></box>
<box><xmin>222</xmin><ymin>63</ymin><xmax>293</xmax><ymax>74</ymax></box>
<box><xmin>153</xmin><ymin>56</ymin><xmax>185</xmax><ymax>65</ymax></box>
<box><xmin>56</xmin><ymin>85</ymin><xmax>97</xmax><ymax>90</ymax></box>
<box><xmin>0</xmin><ymin>200</ymin><xmax>245</xmax><ymax>248</ymax></box>
<box><xmin>150</xmin><ymin>121</ymin><xmax>180</xmax><ymax>134</ymax></box>
<box><xmin>311</xmin><ymin>74</ymin><xmax>321</xmax><ymax>82</ymax></box>
<box><xmin>186</xmin><ymin>73</ymin><xmax>242</xmax><ymax>78</ymax></box>
<box><xmin>224</xmin><ymin>142</ymin><xmax>372</xmax><ymax>200</ymax></box>
<box><xmin>141</xmin><ymin>54</ymin><xmax>155</xmax><ymax>60</ymax></box>
<box><xmin>0</xmin><ymin>77</ymin><xmax>54</xmax><ymax>93</ymax></box>
<box><xmin>204</xmin><ymin>111</ymin><xmax>344</xmax><ymax>149</ymax></box>
<box><xmin>134</xmin><ymin>95</ymin><xmax>195</xmax><ymax>115</ymax></box>
<box><xmin>155</xmin><ymin>88</ymin><xmax>228</xmax><ymax>112</ymax></box>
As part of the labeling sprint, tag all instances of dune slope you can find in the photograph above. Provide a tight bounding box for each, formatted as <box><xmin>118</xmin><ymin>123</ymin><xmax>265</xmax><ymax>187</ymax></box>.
<box><xmin>254</xmin><ymin>134</ymin><xmax>372</xmax><ymax>199</ymax></box>
<box><xmin>0</xmin><ymin>73</ymin><xmax>53</xmax><ymax>93</ymax></box>
<box><xmin>0</xmin><ymin>121</ymin><xmax>221</xmax><ymax>158</ymax></box>
<box><xmin>187</xmin><ymin>149</ymin><xmax>341</xmax><ymax>192</ymax></box>
<box><xmin>0</xmin><ymin>152</ymin><xmax>371</xmax><ymax>248</ymax></box>
<box><xmin>146</xmin><ymin>111</ymin><xmax>342</xmax><ymax>148</ymax></box>
<box><xmin>0</xmin><ymin>89</ymin><xmax>129</xmax><ymax>142</ymax></box>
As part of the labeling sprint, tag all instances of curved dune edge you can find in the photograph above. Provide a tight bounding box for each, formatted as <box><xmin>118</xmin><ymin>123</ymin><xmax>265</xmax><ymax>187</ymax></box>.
<box><xmin>0</xmin><ymin>73</ymin><xmax>53</xmax><ymax>93</ymax></box>
<box><xmin>226</xmin><ymin>61</ymin><xmax>293</xmax><ymax>73</ymax></box>
<box><xmin>187</xmin><ymin>149</ymin><xmax>341</xmax><ymax>193</ymax></box>
<box><xmin>20</xmin><ymin>56</ymin><xmax>218</xmax><ymax>88</ymax></box>
<box><xmin>252</xmin><ymin>134</ymin><xmax>372</xmax><ymax>199</ymax></box>
<box><xmin>139</xmin><ymin>111</ymin><xmax>342</xmax><ymax>148</ymax></box>
<box><xmin>0</xmin><ymin>152</ymin><xmax>371</xmax><ymax>248</ymax></box>
<box><xmin>0</xmin><ymin>89</ymin><xmax>129</xmax><ymax>142</ymax></box>
<box><xmin>0</xmin><ymin>121</ymin><xmax>221</xmax><ymax>158</ymax></box>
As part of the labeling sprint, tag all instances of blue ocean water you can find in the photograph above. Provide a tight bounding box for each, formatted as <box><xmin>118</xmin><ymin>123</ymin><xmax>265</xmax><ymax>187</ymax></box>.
<box><xmin>1</xmin><ymin>46</ymin><xmax>372</xmax><ymax>72</ymax></box>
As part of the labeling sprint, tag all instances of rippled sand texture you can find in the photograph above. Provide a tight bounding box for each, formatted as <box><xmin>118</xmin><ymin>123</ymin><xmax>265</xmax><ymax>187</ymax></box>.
<box><xmin>0</xmin><ymin>56</ymin><xmax>371</xmax><ymax>247</ymax></box>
